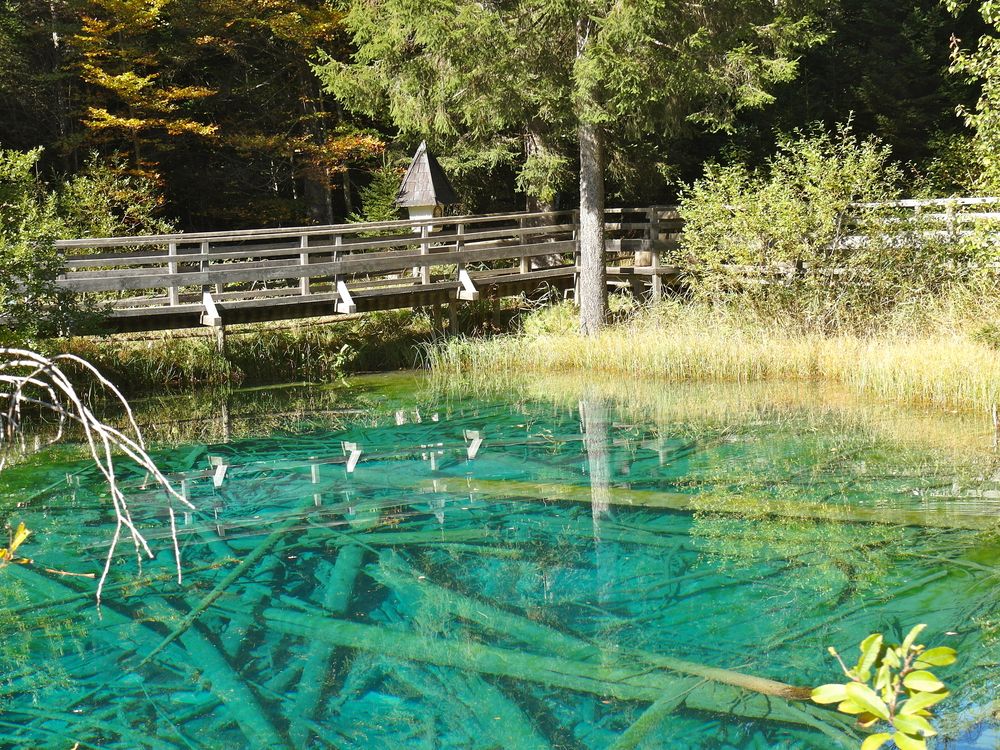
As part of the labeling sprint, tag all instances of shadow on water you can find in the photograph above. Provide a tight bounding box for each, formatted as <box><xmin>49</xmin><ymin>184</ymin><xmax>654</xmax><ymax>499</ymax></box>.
<box><xmin>1</xmin><ymin>371</ymin><xmax>999</xmax><ymax>749</ymax></box>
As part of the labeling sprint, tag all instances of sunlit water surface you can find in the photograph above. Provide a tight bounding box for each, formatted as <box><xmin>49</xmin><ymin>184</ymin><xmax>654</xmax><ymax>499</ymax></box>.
<box><xmin>1</xmin><ymin>373</ymin><xmax>999</xmax><ymax>749</ymax></box>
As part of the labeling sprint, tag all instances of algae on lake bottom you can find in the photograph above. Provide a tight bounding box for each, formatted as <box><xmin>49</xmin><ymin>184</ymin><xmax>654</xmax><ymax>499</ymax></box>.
<box><xmin>0</xmin><ymin>373</ymin><xmax>998</xmax><ymax>749</ymax></box>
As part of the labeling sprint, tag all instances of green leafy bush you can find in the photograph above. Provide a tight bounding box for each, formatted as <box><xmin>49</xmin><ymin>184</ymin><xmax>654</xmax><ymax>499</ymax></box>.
<box><xmin>0</xmin><ymin>147</ymin><xmax>174</xmax><ymax>345</ymax></box>
<box><xmin>0</xmin><ymin>148</ymin><xmax>77</xmax><ymax>344</ymax></box>
<box><xmin>677</xmin><ymin>124</ymin><xmax>990</xmax><ymax>331</ymax></box>
<box><xmin>55</xmin><ymin>153</ymin><xmax>174</xmax><ymax>238</ymax></box>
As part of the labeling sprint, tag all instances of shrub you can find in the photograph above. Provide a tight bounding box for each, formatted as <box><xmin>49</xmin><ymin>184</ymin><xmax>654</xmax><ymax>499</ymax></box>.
<box><xmin>55</xmin><ymin>153</ymin><xmax>174</xmax><ymax>238</ymax></box>
<box><xmin>349</xmin><ymin>161</ymin><xmax>404</xmax><ymax>224</ymax></box>
<box><xmin>0</xmin><ymin>148</ymin><xmax>77</xmax><ymax>344</ymax></box>
<box><xmin>0</xmin><ymin>148</ymin><xmax>174</xmax><ymax>345</ymax></box>
<box><xmin>677</xmin><ymin>123</ymin><xmax>991</xmax><ymax>331</ymax></box>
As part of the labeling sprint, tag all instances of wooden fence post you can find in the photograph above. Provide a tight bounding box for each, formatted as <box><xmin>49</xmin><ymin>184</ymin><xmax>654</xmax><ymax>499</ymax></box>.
<box><xmin>576</xmin><ymin>210</ymin><xmax>582</xmax><ymax>302</ymax></box>
<box><xmin>420</xmin><ymin>224</ymin><xmax>431</xmax><ymax>285</ymax></box>
<box><xmin>332</xmin><ymin>234</ymin><xmax>342</xmax><ymax>288</ymax></box>
<box><xmin>648</xmin><ymin>206</ymin><xmax>662</xmax><ymax>302</ymax></box>
<box><xmin>167</xmin><ymin>241</ymin><xmax>179</xmax><ymax>306</ymax></box>
<box><xmin>299</xmin><ymin>235</ymin><xmax>310</xmax><ymax>296</ymax></box>
<box><xmin>519</xmin><ymin>216</ymin><xmax>530</xmax><ymax>273</ymax></box>
<box><xmin>451</xmin><ymin>221</ymin><xmax>465</xmax><ymax>332</ymax></box>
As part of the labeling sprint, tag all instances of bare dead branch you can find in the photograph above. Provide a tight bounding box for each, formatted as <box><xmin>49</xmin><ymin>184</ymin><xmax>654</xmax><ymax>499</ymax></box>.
<box><xmin>0</xmin><ymin>347</ymin><xmax>193</xmax><ymax>603</ymax></box>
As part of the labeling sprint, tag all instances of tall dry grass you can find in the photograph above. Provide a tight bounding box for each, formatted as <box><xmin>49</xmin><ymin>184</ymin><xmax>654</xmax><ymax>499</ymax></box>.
<box><xmin>429</xmin><ymin>292</ymin><xmax>1000</xmax><ymax>414</ymax></box>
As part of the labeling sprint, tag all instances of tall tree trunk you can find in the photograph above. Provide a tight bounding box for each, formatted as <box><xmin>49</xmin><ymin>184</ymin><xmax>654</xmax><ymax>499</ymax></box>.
<box><xmin>342</xmin><ymin>168</ymin><xmax>354</xmax><ymax>216</ymax></box>
<box><xmin>578</xmin><ymin>120</ymin><xmax>607</xmax><ymax>335</ymax></box>
<box><xmin>49</xmin><ymin>0</ymin><xmax>71</xmax><ymax>172</ymax></box>
<box><xmin>301</xmin><ymin>71</ymin><xmax>333</xmax><ymax>225</ymax></box>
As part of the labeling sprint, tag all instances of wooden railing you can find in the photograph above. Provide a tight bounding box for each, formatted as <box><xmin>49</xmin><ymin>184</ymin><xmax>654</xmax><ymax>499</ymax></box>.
<box><xmin>54</xmin><ymin>206</ymin><xmax>682</xmax><ymax>332</ymax></box>
<box><xmin>55</xmin><ymin>195</ymin><xmax>995</xmax><ymax>333</ymax></box>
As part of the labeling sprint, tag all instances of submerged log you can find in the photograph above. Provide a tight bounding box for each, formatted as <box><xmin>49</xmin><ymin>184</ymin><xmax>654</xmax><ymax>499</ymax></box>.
<box><xmin>174</xmin><ymin>619</ymin><xmax>287</xmax><ymax>748</ymax></box>
<box><xmin>390</xmin><ymin>660</ymin><xmax>553</xmax><ymax>750</ymax></box>
<box><xmin>440</xmin><ymin>477</ymin><xmax>997</xmax><ymax>530</ymax></box>
<box><xmin>287</xmin><ymin>543</ymin><xmax>366</xmax><ymax>748</ymax></box>
<box><xmin>261</xmin><ymin>608</ymin><xmax>856</xmax><ymax>746</ymax></box>
<box><xmin>139</xmin><ymin>507</ymin><xmax>310</xmax><ymax>666</ymax></box>
<box><xmin>366</xmin><ymin>557</ymin><xmax>812</xmax><ymax>700</ymax></box>
<box><xmin>607</xmin><ymin>680</ymin><xmax>703</xmax><ymax>750</ymax></box>
<box><xmin>7</xmin><ymin>565</ymin><xmax>289</xmax><ymax>749</ymax></box>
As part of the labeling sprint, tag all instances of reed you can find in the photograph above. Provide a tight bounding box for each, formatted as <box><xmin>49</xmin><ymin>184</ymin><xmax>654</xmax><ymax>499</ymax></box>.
<box><xmin>428</xmin><ymin>291</ymin><xmax>1000</xmax><ymax>414</ymax></box>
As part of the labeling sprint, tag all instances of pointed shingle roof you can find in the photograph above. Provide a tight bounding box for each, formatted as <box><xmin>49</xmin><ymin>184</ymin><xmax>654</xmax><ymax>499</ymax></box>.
<box><xmin>396</xmin><ymin>141</ymin><xmax>459</xmax><ymax>208</ymax></box>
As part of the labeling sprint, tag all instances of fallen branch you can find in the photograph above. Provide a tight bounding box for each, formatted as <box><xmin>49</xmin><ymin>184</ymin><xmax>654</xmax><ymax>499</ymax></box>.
<box><xmin>287</xmin><ymin>543</ymin><xmax>366</xmax><ymax>747</ymax></box>
<box><xmin>262</xmin><ymin>608</ymin><xmax>857</xmax><ymax>746</ymax></box>
<box><xmin>367</xmin><ymin>554</ymin><xmax>812</xmax><ymax>700</ymax></box>
<box><xmin>445</xmin><ymin>477</ymin><xmax>997</xmax><ymax>531</ymax></box>
<box><xmin>0</xmin><ymin>348</ymin><xmax>192</xmax><ymax>601</ymax></box>
<box><xmin>138</xmin><ymin>508</ymin><xmax>306</xmax><ymax>666</ymax></box>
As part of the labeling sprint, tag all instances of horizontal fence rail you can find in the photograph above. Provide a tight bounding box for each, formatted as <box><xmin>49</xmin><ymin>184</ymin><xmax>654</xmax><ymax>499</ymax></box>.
<box><xmin>54</xmin><ymin>206</ymin><xmax>683</xmax><ymax>332</ymax></box>
<box><xmin>52</xmin><ymin>197</ymin><xmax>999</xmax><ymax>333</ymax></box>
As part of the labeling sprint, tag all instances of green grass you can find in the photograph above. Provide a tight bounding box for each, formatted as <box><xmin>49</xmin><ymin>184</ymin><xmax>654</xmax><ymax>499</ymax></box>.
<box><xmin>49</xmin><ymin>309</ymin><xmax>436</xmax><ymax>393</ymax></box>
<box><xmin>428</xmin><ymin>291</ymin><xmax>1000</xmax><ymax>414</ymax></box>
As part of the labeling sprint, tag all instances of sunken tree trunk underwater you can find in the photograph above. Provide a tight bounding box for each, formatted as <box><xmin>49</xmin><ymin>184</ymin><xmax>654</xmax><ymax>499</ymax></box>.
<box><xmin>578</xmin><ymin>120</ymin><xmax>607</xmax><ymax>335</ymax></box>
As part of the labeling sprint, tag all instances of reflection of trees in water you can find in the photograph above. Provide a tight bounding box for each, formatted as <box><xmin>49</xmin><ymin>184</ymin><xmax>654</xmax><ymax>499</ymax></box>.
<box><xmin>689</xmin><ymin>488</ymin><xmax>907</xmax><ymax>599</ymax></box>
<box><xmin>436</xmin><ymin>372</ymin><xmax>1000</xmax><ymax>461</ymax></box>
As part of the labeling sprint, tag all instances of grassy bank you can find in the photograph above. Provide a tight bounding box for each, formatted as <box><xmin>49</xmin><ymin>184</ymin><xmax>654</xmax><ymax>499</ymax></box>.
<box><xmin>428</xmin><ymin>294</ymin><xmax>1000</xmax><ymax>414</ymax></box>
<box><xmin>48</xmin><ymin>309</ymin><xmax>436</xmax><ymax>393</ymax></box>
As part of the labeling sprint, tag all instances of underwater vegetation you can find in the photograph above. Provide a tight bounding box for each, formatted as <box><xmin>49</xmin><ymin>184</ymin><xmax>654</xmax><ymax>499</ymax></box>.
<box><xmin>0</xmin><ymin>374</ymin><xmax>998</xmax><ymax>748</ymax></box>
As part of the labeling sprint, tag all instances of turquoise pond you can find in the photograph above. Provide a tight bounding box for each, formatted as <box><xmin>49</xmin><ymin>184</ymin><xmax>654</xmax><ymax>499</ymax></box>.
<box><xmin>1</xmin><ymin>372</ymin><xmax>999</xmax><ymax>749</ymax></box>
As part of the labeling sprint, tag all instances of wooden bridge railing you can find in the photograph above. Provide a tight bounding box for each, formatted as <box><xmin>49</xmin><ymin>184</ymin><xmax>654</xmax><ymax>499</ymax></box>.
<box><xmin>54</xmin><ymin>206</ymin><xmax>683</xmax><ymax>332</ymax></box>
<box><xmin>54</xmin><ymin>196</ymin><xmax>994</xmax><ymax>334</ymax></box>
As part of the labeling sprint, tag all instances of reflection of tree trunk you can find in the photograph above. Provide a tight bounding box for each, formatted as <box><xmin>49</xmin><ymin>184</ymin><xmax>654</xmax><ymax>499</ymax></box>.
<box><xmin>581</xmin><ymin>395</ymin><xmax>616</xmax><ymax>614</ymax></box>
<box><xmin>578</xmin><ymin>120</ymin><xmax>607</xmax><ymax>334</ymax></box>
<box><xmin>580</xmin><ymin>396</ymin><xmax>612</xmax><ymax>530</ymax></box>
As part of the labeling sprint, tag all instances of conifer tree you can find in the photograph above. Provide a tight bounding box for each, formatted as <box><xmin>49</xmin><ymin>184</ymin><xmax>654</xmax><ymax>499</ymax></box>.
<box><xmin>946</xmin><ymin>0</ymin><xmax>1000</xmax><ymax>190</ymax></box>
<box><xmin>318</xmin><ymin>0</ymin><xmax>822</xmax><ymax>333</ymax></box>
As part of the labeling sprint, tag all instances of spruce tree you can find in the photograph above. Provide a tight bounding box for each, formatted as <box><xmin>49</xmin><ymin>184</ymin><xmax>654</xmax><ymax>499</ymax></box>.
<box><xmin>317</xmin><ymin>0</ymin><xmax>822</xmax><ymax>333</ymax></box>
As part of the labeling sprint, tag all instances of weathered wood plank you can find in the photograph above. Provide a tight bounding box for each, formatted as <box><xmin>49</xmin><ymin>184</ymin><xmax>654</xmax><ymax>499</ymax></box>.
<box><xmin>53</xmin><ymin>208</ymin><xmax>585</xmax><ymax>250</ymax></box>
<box><xmin>58</xmin><ymin>240</ymin><xmax>577</xmax><ymax>293</ymax></box>
<box><xmin>62</xmin><ymin>223</ymin><xmax>578</xmax><ymax>269</ymax></box>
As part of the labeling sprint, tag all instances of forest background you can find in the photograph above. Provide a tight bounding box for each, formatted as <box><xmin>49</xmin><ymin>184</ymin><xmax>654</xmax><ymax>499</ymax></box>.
<box><xmin>1</xmin><ymin>0</ymin><xmax>996</xmax><ymax>233</ymax></box>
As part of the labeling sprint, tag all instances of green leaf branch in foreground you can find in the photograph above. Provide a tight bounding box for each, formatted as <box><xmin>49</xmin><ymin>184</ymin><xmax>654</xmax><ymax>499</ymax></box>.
<box><xmin>811</xmin><ymin>624</ymin><xmax>956</xmax><ymax>750</ymax></box>
<box><xmin>0</xmin><ymin>522</ymin><xmax>30</xmax><ymax>568</ymax></box>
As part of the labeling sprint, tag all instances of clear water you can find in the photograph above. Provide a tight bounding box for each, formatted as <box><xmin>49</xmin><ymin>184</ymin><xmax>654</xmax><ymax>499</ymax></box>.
<box><xmin>1</xmin><ymin>373</ymin><xmax>999</xmax><ymax>749</ymax></box>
